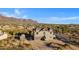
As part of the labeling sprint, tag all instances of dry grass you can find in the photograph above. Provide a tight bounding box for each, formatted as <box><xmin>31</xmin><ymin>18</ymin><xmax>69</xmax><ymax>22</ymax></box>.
<box><xmin>0</xmin><ymin>38</ymin><xmax>79</xmax><ymax>50</ymax></box>
<box><xmin>0</xmin><ymin>38</ymin><xmax>32</xmax><ymax>50</ymax></box>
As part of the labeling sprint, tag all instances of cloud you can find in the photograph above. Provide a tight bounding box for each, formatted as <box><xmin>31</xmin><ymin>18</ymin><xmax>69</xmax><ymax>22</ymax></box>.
<box><xmin>14</xmin><ymin>9</ymin><xmax>20</xmax><ymax>15</ymax></box>
<box><xmin>0</xmin><ymin>9</ymin><xmax>28</xmax><ymax>19</ymax></box>
<box><xmin>0</xmin><ymin>11</ymin><xmax>12</xmax><ymax>17</ymax></box>
<box><xmin>38</xmin><ymin>16</ymin><xmax>79</xmax><ymax>24</ymax></box>
<box><xmin>48</xmin><ymin>16</ymin><xmax>79</xmax><ymax>20</ymax></box>
<box><xmin>22</xmin><ymin>15</ymin><xmax>28</xmax><ymax>18</ymax></box>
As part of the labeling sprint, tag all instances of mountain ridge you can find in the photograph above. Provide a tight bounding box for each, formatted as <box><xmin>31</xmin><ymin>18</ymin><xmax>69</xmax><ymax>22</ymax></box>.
<box><xmin>0</xmin><ymin>15</ymin><xmax>38</xmax><ymax>25</ymax></box>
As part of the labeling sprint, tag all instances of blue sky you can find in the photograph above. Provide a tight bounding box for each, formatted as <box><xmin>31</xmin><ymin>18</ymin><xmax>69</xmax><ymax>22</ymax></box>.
<box><xmin>0</xmin><ymin>8</ymin><xmax>79</xmax><ymax>24</ymax></box>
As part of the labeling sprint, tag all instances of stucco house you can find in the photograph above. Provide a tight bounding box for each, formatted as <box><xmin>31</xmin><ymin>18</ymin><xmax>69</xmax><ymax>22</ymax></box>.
<box><xmin>34</xmin><ymin>28</ymin><xmax>56</xmax><ymax>41</ymax></box>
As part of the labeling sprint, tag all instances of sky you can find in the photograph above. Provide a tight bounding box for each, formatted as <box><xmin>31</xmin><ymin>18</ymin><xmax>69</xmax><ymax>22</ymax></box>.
<box><xmin>0</xmin><ymin>8</ymin><xmax>79</xmax><ymax>24</ymax></box>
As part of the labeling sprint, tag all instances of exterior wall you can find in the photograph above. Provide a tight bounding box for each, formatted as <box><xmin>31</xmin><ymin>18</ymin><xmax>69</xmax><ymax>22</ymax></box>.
<box><xmin>20</xmin><ymin>34</ymin><xmax>26</xmax><ymax>40</ymax></box>
<box><xmin>45</xmin><ymin>31</ymin><xmax>54</xmax><ymax>40</ymax></box>
<box><xmin>34</xmin><ymin>31</ymin><xmax>45</xmax><ymax>40</ymax></box>
<box><xmin>34</xmin><ymin>30</ymin><xmax>55</xmax><ymax>40</ymax></box>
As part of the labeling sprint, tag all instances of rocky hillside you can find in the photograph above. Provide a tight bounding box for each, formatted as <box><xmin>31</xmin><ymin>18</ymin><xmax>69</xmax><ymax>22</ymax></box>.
<box><xmin>0</xmin><ymin>15</ymin><xmax>38</xmax><ymax>25</ymax></box>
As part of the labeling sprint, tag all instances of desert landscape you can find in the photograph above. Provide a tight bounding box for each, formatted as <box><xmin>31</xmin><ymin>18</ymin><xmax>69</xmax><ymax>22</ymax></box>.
<box><xmin>0</xmin><ymin>15</ymin><xmax>79</xmax><ymax>50</ymax></box>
